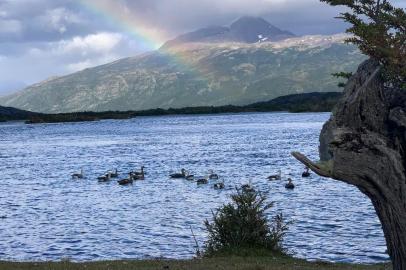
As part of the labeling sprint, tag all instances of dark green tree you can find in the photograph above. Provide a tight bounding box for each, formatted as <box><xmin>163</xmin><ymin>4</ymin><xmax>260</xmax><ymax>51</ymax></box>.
<box><xmin>204</xmin><ymin>188</ymin><xmax>290</xmax><ymax>256</ymax></box>
<box><xmin>322</xmin><ymin>0</ymin><xmax>406</xmax><ymax>89</ymax></box>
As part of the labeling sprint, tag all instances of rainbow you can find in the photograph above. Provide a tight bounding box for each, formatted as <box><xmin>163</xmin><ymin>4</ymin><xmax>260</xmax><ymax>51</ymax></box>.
<box><xmin>77</xmin><ymin>0</ymin><xmax>169</xmax><ymax>51</ymax></box>
<box><xmin>76</xmin><ymin>0</ymin><xmax>207</xmax><ymax>76</ymax></box>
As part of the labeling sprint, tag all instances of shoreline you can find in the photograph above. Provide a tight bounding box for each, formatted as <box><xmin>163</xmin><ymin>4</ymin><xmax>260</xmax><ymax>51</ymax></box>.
<box><xmin>0</xmin><ymin>92</ymin><xmax>341</xmax><ymax>124</ymax></box>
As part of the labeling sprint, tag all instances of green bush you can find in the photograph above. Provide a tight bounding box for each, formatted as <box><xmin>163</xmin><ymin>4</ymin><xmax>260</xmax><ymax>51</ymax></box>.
<box><xmin>203</xmin><ymin>188</ymin><xmax>290</xmax><ymax>256</ymax></box>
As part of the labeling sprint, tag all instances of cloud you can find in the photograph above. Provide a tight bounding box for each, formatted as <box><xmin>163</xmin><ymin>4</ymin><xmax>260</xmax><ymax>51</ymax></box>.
<box><xmin>57</xmin><ymin>32</ymin><xmax>123</xmax><ymax>54</ymax></box>
<box><xmin>0</xmin><ymin>31</ymin><xmax>140</xmax><ymax>90</ymax></box>
<box><xmin>39</xmin><ymin>7</ymin><xmax>83</xmax><ymax>34</ymax></box>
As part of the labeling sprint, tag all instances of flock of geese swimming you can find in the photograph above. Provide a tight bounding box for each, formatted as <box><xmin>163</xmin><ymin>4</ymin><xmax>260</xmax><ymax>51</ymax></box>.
<box><xmin>70</xmin><ymin>166</ymin><xmax>225</xmax><ymax>188</ymax></box>
<box><xmin>71</xmin><ymin>166</ymin><xmax>146</xmax><ymax>185</ymax></box>
<box><xmin>169</xmin><ymin>168</ymin><xmax>225</xmax><ymax>189</ymax></box>
<box><xmin>71</xmin><ymin>166</ymin><xmax>311</xmax><ymax>189</ymax></box>
<box><xmin>267</xmin><ymin>167</ymin><xmax>311</xmax><ymax>189</ymax></box>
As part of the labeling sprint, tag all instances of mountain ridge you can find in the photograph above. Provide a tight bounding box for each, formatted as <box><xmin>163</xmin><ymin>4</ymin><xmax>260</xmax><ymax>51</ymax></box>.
<box><xmin>0</xmin><ymin>28</ymin><xmax>366</xmax><ymax>113</ymax></box>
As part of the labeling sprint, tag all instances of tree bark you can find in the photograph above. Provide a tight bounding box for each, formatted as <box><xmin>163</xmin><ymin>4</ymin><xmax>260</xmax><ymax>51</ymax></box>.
<box><xmin>292</xmin><ymin>59</ymin><xmax>406</xmax><ymax>270</ymax></box>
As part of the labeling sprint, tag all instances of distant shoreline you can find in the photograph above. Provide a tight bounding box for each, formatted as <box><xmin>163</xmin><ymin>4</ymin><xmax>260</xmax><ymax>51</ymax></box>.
<box><xmin>0</xmin><ymin>92</ymin><xmax>341</xmax><ymax>124</ymax></box>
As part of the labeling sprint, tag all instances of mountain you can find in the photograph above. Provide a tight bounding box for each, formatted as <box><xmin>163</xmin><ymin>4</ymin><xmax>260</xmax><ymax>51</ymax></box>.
<box><xmin>0</xmin><ymin>34</ymin><xmax>366</xmax><ymax>113</ymax></box>
<box><xmin>162</xmin><ymin>16</ymin><xmax>295</xmax><ymax>48</ymax></box>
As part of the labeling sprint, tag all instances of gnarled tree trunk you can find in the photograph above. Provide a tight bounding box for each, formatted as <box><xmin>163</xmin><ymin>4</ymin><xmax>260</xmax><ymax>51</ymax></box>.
<box><xmin>292</xmin><ymin>59</ymin><xmax>406</xmax><ymax>270</ymax></box>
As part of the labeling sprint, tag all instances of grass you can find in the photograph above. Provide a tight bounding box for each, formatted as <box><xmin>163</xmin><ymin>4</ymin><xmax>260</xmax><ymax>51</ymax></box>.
<box><xmin>0</xmin><ymin>255</ymin><xmax>391</xmax><ymax>270</ymax></box>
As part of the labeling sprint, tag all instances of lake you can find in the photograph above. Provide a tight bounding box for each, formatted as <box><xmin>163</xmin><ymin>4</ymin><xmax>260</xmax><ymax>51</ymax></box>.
<box><xmin>0</xmin><ymin>112</ymin><xmax>388</xmax><ymax>263</ymax></box>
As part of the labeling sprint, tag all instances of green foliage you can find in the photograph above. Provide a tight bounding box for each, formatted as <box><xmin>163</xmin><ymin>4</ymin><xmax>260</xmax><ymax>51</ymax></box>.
<box><xmin>332</xmin><ymin>72</ymin><xmax>353</xmax><ymax>88</ymax></box>
<box><xmin>332</xmin><ymin>72</ymin><xmax>353</xmax><ymax>80</ymax></box>
<box><xmin>321</xmin><ymin>0</ymin><xmax>406</xmax><ymax>89</ymax></box>
<box><xmin>203</xmin><ymin>188</ymin><xmax>290</xmax><ymax>256</ymax></box>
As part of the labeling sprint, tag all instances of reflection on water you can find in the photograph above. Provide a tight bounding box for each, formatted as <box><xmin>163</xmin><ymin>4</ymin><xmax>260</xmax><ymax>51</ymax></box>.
<box><xmin>0</xmin><ymin>113</ymin><xmax>388</xmax><ymax>263</ymax></box>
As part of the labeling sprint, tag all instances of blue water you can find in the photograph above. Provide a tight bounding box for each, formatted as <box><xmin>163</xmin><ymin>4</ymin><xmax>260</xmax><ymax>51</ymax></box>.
<box><xmin>0</xmin><ymin>112</ymin><xmax>388</xmax><ymax>263</ymax></box>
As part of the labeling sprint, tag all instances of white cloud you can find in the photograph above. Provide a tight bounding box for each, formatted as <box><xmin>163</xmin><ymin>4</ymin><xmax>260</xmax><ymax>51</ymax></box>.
<box><xmin>57</xmin><ymin>32</ymin><xmax>123</xmax><ymax>54</ymax></box>
<box><xmin>0</xmin><ymin>32</ymin><xmax>140</xmax><ymax>86</ymax></box>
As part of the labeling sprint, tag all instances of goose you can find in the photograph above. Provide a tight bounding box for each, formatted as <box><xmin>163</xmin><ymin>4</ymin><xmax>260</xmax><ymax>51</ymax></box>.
<box><xmin>268</xmin><ymin>170</ymin><xmax>281</xmax><ymax>181</ymax></box>
<box><xmin>208</xmin><ymin>170</ymin><xmax>219</xmax><ymax>180</ymax></box>
<box><xmin>285</xmin><ymin>178</ymin><xmax>295</xmax><ymax>189</ymax></box>
<box><xmin>241</xmin><ymin>184</ymin><xmax>255</xmax><ymax>192</ymax></box>
<box><xmin>110</xmin><ymin>169</ymin><xmax>119</xmax><ymax>178</ymax></box>
<box><xmin>302</xmin><ymin>167</ymin><xmax>311</xmax><ymax>178</ymax></box>
<box><xmin>98</xmin><ymin>173</ymin><xmax>111</xmax><ymax>182</ymax></box>
<box><xmin>71</xmin><ymin>169</ymin><xmax>84</xmax><ymax>179</ymax></box>
<box><xmin>118</xmin><ymin>173</ymin><xmax>134</xmax><ymax>185</ymax></box>
<box><xmin>133</xmin><ymin>166</ymin><xmax>145</xmax><ymax>176</ymax></box>
<box><xmin>170</xmin><ymin>168</ymin><xmax>187</xmax><ymax>179</ymax></box>
<box><xmin>133</xmin><ymin>171</ymin><xmax>145</xmax><ymax>180</ymax></box>
<box><xmin>241</xmin><ymin>180</ymin><xmax>255</xmax><ymax>192</ymax></box>
<box><xmin>213</xmin><ymin>182</ymin><xmax>225</xmax><ymax>190</ymax></box>
<box><xmin>197</xmin><ymin>177</ymin><xmax>208</xmax><ymax>185</ymax></box>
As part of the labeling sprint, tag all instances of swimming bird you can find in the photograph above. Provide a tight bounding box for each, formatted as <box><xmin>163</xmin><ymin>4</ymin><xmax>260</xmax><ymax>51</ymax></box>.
<box><xmin>97</xmin><ymin>172</ymin><xmax>111</xmax><ymax>182</ymax></box>
<box><xmin>285</xmin><ymin>178</ymin><xmax>295</xmax><ymax>189</ymax></box>
<box><xmin>118</xmin><ymin>173</ymin><xmax>134</xmax><ymax>185</ymax></box>
<box><xmin>214</xmin><ymin>182</ymin><xmax>225</xmax><ymax>190</ymax></box>
<box><xmin>197</xmin><ymin>177</ymin><xmax>208</xmax><ymax>185</ymax></box>
<box><xmin>133</xmin><ymin>166</ymin><xmax>145</xmax><ymax>176</ymax></box>
<box><xmin>185</xmin><ymin>173</ymin><xmax>195</xmax><ymax>181</ymax></box>
<box><xmin>208</xmin><ymin>170</ymin><xmax>219</xmax><ymax>180</ymax></box>
<box><xmin>170</xmin><ymin>168</ymin><xmax>187</xmax><ymax>179</ymax></box>
<box><xmin>302</xmin><ymin>167</ymin><xmax>311</xmax><ymax>178</ymax></box>
<box><xmin>241</xmin><ymin>183</ymin><xmax>255</xmax><ymax>192</ymax></box>
<box><xmin>110</xmin><ymin>169</ymin><xmax>119</xmax><ymax>178</ymax></box>
<box><xmin>241</xmin><ymin>179</ymin><xmax>255</xmax><ymax>192</ymax></box>
<box><xmin>268</xmin><ymin>170</ymin><xmax>282</xmax><ymax>181</ymax></box>
<box><xmin>133</xmin><ymin>171</ymin><xmax>145</xmax><ymax>180</ymax></box>
<box><xmin>71</xmin><ymin>169</ymin><xmax>84</xmax><ymax>179</ymax></box>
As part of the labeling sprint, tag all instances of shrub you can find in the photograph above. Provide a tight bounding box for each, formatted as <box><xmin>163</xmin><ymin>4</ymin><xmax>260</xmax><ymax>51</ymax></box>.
<box><xmin>203</xmin><ymin>188</ymin><xmax>290</xmax><ymax>256</ymax></box>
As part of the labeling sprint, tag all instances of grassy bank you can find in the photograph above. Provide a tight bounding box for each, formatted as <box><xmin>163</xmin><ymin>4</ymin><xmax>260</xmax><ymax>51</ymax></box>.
<box><xmin>0</xmin><ymin>256</ymin><xmax>391</xmax><ymax>270</ymax></box>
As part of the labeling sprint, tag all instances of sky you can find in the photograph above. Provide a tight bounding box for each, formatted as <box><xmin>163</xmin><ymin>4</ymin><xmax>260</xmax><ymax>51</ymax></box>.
<box><xmin>0</xmin><ymin>0</ymin><xmax>404</xmax><ymax>95</ymax></box>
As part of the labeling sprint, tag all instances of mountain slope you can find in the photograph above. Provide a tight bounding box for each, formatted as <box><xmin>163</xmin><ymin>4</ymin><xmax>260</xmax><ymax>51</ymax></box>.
<box><xmin>0</xmin><ymin>34</ymin><xmax>366</xmax><ymax>113</ymax></box>
<box><xmin>162</xmin><ymin>16</ymin><xmax>295</xmax><ymax>48</ymax></box>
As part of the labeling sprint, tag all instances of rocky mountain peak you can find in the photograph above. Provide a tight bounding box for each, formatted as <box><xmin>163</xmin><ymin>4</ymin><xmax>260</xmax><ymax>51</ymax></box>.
<box><xmin>161</xmin><ymin>16</ymin><xmax>295</xmax><ymax>49</ymax></box>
